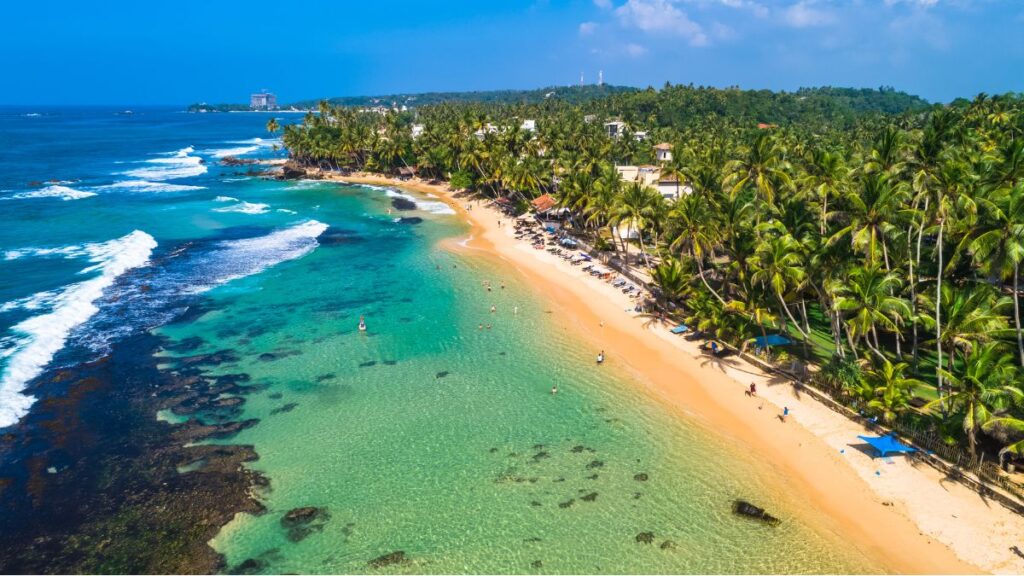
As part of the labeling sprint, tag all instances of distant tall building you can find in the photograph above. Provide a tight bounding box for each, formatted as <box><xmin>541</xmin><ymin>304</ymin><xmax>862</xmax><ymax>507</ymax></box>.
<box><xmin>250</xmin><ymin>91</ymin><xmax>278</xmax><ymax>110</ymax></box>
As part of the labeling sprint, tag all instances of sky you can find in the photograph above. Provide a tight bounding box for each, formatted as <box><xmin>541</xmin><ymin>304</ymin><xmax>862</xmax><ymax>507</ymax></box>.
<box><xmin>1</xmin><ymin>0</ymin><xmax>1022</xmax><ymax>105</ymax></box>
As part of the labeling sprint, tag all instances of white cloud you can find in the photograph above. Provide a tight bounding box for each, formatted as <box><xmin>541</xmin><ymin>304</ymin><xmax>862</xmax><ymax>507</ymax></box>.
<box><xmin>579</xmin><ymin>21</ymin><xmax>598</xmax><ymax>35</ymax></box>
<box><xmin>594</xmin><ymin>0</ymin><xmax>612</xmax><ymax>9</ymax></box>
<box><xmin>625</xmin><ymin>43</ymin><xmax>649</xmax><ymax>56</ymax></box>
<box><xmin>781</xmin><ymin>1</ymin><xmax>836</xmax><ymax>28</ymax></box>
<box><xmin>689</xmin><ymin>0</ymin><xmax>769</xmax><ymax>18</ymax></box>
<box><xmin>615</xmin><ymin>0</ymin><xmax>708</xmax><ymax>45</ymax></box>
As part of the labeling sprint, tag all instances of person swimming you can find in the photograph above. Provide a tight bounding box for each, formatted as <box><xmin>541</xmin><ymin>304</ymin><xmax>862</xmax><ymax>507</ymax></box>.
<box><xmin>358</xmin><ymin>315</ymin><xmax>367</xmax><ymax>332</ymax></box>
<box><xmin>551</xmin><ymin>384</ymin><xmax>558</xmax><ymax>395</ymax></box>
<box><xmin>596</xmin><ymin>350</ymin><xmax>605</xmax><ymax>364</ymax></box>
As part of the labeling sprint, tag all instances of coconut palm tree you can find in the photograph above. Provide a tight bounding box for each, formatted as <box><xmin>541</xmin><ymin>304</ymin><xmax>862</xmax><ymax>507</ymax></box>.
<box><xmin>861</xmin><ymin>359</ymin><xmax>924</xmax><ymax>423</ymax></box>
<box><xmin>928</xmin><ymin>342</ymin><xmax>1023</xmax><ymax>458</ymax></box>
<box><xmin>830</xmin><ymin>265</ymin><xmax>911</xmax><ymax>359</ymax></box>
<box><xmin>969</xmin><ymin>182</ymin><xmax>1024</xmax><ymax>366</ymax></box>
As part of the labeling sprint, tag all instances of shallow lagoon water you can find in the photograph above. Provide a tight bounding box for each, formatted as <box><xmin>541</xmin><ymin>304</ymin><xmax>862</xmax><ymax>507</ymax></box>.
<box><xmin>0</xmin><ymin>108</ymin><xmax>884</xmax><ymax>574</ymax></box>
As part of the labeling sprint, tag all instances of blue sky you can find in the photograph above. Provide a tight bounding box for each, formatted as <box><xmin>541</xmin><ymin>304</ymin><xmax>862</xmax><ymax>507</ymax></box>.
<box><xmin>2</xmin><ymin>0</ymin><xmax>1022</xmax><ymax>105</ymax></box>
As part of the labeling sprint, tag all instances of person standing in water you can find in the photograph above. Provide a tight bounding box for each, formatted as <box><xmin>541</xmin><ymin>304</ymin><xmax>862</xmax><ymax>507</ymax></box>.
<box><xmin>596</xmin><ymin>350</ymin><xmax>605</xmax><ymax>364</ymax></box>
<box><xmin>551</xmin><ymin>384</ymin><xmax>558</xmax><ymax>395</ymax></box>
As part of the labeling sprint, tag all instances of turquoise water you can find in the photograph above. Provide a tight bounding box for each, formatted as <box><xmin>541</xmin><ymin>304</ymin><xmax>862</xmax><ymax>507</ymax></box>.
<box><xmin>0</xmin><ymin>108</ymin><xmax>884</xmax><ymax>573</ymax></box>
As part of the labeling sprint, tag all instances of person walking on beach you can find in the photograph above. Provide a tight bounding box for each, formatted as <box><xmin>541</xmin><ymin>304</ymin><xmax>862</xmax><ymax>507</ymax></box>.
<box><xmin>781</xmin><ymin>406</ymin><xmax>789</xmax><ymax>423</ymax></box>
<box><xmin>749</xmin><ymin>383</ymin><xmax>757</xmax><ymax>397</ymax></box>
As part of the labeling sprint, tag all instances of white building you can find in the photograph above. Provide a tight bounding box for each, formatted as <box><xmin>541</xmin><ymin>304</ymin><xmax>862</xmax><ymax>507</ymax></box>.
<box><xmin>654</xmin><ymin>143</ymin><xmax>673</xmax><ymax>163</ymax></box>
<box><xmin>604</xmin><ymin>120</ymin><xmax>626</xmax><ymax>138</ymax></box>
<box><xmin>411</xmin><ymin>124</ymin><xmax>425</xmax><ymax>139</ymax></box>
<box><xmin>521</xmin><ymin>119</ymin><xmax>537</xmax><ymax>132</ymax></box>
<box><xmin>249</xmin><ymin>92</ymin><xmax>278</xmax><ymax>110</ymax></box>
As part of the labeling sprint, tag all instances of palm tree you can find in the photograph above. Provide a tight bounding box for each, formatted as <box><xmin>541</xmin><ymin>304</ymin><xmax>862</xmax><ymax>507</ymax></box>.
<box><xmin>724</xmin><ymin>131</ymin><xmax>793</xmax><ymax>209</ymax></box>
<box><xmin>751</xmin><ymin>232</ymin><xmax>812</xmax><ymax>335</ymax></box>
<box><xmin>830</xmin><ymin>172</ymin><xmax>907</xmax><ymax>269</ymax></box>
<box><xmin>614</xmin><ymin>182</ymin><xmax>662</xmax><ymax>270</ymax></box>
<box><xmin>668</xmin><ymin>193</ymin><xmax>725</xmax><ymax>305</ymax></box>
<box><xmin>652</xmin><ymin>257</ymin><xmax>689</xmax><ymax>304</ymax></box>
<box><xmin>928</xmin><ymin>342</ymin><xmax>1022</xmax><ymax>458</ymax></box>
<box><xmin>969</xmin><ymin>182</ymin><xmax>1024</xmax><ymax>366</ymax></box>
<box><xmin>802</xmin><ymin>147</ymin><xmax>848</xmax><ymax>235</ymax></box>
<box><xmin>861</xmin><ymin>359</ymin><xmax>923</xmax><ymax>423</ymax></box>
<box><xmin>830</xmin><ymin>265</ymin><xmax>911</xmax><ymax>359</ymax></box>
<box><xmin>919</xmin><ymin>282</ymin><xmax>1010</xmax><ymax>377</ymax></box>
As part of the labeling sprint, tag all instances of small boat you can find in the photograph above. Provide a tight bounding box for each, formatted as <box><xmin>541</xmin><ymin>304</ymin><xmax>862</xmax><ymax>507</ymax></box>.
<box><xmin>358</xmin><ymin>315</ymin><xmax>367</xmax><ymax>332</ymax></box>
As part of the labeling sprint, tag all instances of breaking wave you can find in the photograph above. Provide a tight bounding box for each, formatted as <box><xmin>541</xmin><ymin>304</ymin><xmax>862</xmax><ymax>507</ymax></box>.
<box><xmin>0</xmin><ymin>231</ymin><xmax>157</xmax><ymax>428</ymax></box>
<box><xmin>4</xmin><ymin>185</ymin><xmax>97</xmax><ymax>201</ymax></box>
<box><xmin>120</xmin><ymin>146</ymin><xmax>207</xmax><ymax>181</ymax></box>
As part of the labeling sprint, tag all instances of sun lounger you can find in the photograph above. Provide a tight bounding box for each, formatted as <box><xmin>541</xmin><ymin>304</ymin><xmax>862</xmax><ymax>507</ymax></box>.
<box><xmin>670</xmin><ymin>324</ymin><xmax>689</xmax><ymax>334</ymax></box>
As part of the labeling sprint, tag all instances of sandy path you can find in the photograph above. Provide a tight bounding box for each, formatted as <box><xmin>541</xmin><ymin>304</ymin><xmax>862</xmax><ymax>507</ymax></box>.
<box><xmin>324</xmin><ymin>173</ymin><xmax>1024</xmax><ymax>574</ymax></box>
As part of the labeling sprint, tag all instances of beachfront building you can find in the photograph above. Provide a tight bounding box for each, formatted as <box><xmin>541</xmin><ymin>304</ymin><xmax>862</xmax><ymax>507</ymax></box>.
<box><xmin>615</xmin><ymin>164</ymin><xmax>691</xmax><ymax>201</ymax></box>
<box><xmin>250</xmin><ymin>92</ymin><xmax>278</xmax><ymax>111</ymax></box>
<box><xmin>521</xmin><ymin>119</ymin><xmax>537</xmax><ymax>132</ymax></box>
<box><xmin>654</xmin><ymin>143</ymin><xmax>673</xmax><ymax>163</ymax></box>
<box><xmin>411</xmin><ymin>124</ymin><xmax>425</xmax><ymax>139</ymax></box>
<box><xmin>634</xmin><ymin>131</ymin><xmax>648</xmax><ymax>141</ymax></box>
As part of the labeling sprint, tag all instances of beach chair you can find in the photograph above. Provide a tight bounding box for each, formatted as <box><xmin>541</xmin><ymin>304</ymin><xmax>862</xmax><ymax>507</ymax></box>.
<box><xmin>670</xmin><ymin>324</ymin><xmax>689</xmax><ymax>335</ymax></box>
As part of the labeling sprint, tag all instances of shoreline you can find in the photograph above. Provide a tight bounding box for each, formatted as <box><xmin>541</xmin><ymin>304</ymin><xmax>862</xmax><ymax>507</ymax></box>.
<box><xmin>322</xmin><ymin>171</ymin><xmax>1024</xmax><ymax>575</ymax></box>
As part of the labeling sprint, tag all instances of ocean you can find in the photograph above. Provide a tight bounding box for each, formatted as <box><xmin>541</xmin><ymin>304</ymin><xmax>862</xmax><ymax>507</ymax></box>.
<box><xmin>0</xmin><ymin>106</ymin><xmax>883</xmax><ymax>573</ymax></box>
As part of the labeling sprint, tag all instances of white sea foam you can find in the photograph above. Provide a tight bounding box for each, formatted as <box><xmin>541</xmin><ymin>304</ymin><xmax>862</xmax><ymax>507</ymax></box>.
<box><xmin>202</xmin><ymin>137</ymin><xmax>281</xmax><ymax>158</ymax></box>
<box><xmin>97</xmin><ymin>180</ymin><xmax>205</xmax><ymax>193</ymax></box>
<box><xmin>5</xmin><ymin>185</ymin><xmax>97</xmax><ymax>201</ymax></box>
<box><xmin>287</xmin><ymin>179</ymin><xmax>327</xmax><ymax>190</ymax></box>
<box><xmin>0</xmin><ymin>231</ymin><xmax>157</xmax><ymax>428</ymax></box>
<box><xmin>5</xmin><ymin>244</ymin><xmax>89</xmax><ymax>261</ymax></box>
<box><xmin>0</xmin><ymin>290</ymin><xmax>61</xmax><ymax>313</ymax></box>
<box><xmin>213</xmin><ymin>201</ymin><xmax>271</xmax><ymax>215</ymax></box>
<box><xmin>204</xmin><ymin>145</ymin><xmax>259</xmax><ymax>158</ymax></box>
<box><xmin>121</xmin><ymin>147</ymin><xmax>207</xmax><ymax>181</ymax></box>
<box><xmin>185</xmin><ymin>220</ymin><xmax>327</xmax><ymax>293</ymax></box>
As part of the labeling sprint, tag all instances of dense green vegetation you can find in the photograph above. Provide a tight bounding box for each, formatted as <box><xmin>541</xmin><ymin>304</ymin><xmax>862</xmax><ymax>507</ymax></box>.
<box><xmin>276</xmin><ymin>85</ymin><xmax>1024</xmax><ymax>470</ymax></box>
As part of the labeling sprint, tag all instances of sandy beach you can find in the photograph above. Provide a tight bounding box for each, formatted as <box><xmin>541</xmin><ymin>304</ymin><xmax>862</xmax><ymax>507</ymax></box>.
<box><xmin>319</xmin><ymin>172</ymin><xmax>1024</xmax><ymax>574</ymax></box>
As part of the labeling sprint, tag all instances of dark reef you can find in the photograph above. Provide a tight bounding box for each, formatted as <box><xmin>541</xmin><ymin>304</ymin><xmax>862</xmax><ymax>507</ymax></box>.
<box><xmin>0</xmin><ymin>333</ymin><xmax>266</xmax><ymax>574</ymax></box>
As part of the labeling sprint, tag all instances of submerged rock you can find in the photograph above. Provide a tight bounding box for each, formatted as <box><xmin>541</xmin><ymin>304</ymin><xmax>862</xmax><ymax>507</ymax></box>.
<box><xmin>571</xmin><ymin>445</ymin><xmax>585</xmax><ymax>453</ymax></box>
<box><xmin>586</xmin><ymin>460</ymin><xmax>604</xmax><ymax>469</ymax></box>
<box><xmin>358</xmin><ymin>361</ymin><xmax>377</xmax><ymax>368</ymax></box>
<box><xmin>633</xmin><ymin>473</ymin><xmax>649</xmax><ymax>482</ymax></box>
<box><xmin>281</xmin><ymin>506</ymin><xmax>330</xmax><ymax>542</ymax></box>
<box><xmin>368</xmin><ymin>551</ymin><xmax>407</xmax><ymax>568</ymax></box>
<box><xmin>531</xmin><ymin>560</ymin><xmax>543</xmax><ymax>569</ymax></box>
<box><xmin>558</xmin><ymin>499</ymin><xmax>575</xmax><ymax>508</ymax></box>
<box><xmin>231</xmin><ymin>558</ymin><xmax>266</xmax><ymax>574</ymax></box>
<box><xmin>581</xmin><ymin>492</ymin><xmax>598</xmax><ymax>502</ymax></box>
<box><xmin>635</xmin><ymin>532</ymin><xmax>655</xmax><ymax>544</ymax></box>
<box><xmin>269</xmin><ymin>402</ymin><xmax>298</xmax><ymax>416</ymax></box>
<box><xmin>390</xmin><ymin>197</ymin><xmax>417</xmax><ymax>211</ymax></box>
<box><xmin>396</xmin><ymin>217</ymin><xmax>423</xmax><ymax>225</ymax></box>
<box><xmin>732</xmin><ymin>500</ymin><xmax>781</xmax><ymax>526</ymax></box>
<box><xmin>659</xmin><ymin>540</ymin><xmax>676</xmax><ymax>550</ymax></box>
<box><xmin>435</xmin><ymin>371</ymin><xmax>449</xmax><ymax>379</ymax></box>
